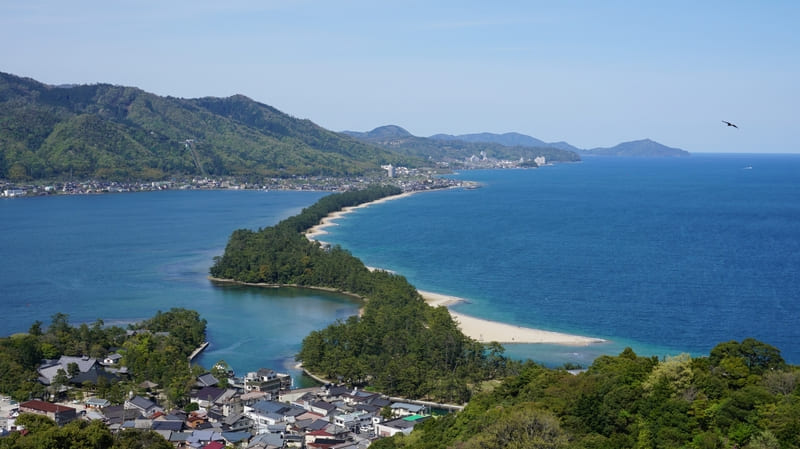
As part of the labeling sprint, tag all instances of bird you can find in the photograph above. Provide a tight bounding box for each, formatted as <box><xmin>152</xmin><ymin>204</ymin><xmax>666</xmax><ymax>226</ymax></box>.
<box><xmin>722</xmin><ymin>120</ymin><xmax>738</xmax><ymax>128</ymax></box>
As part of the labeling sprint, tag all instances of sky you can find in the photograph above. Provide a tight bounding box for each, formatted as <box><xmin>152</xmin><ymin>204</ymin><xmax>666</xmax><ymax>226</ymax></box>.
<box><xmin>2</xmin><ymin>1</ymin><xmax>799</xmax><ymax>153</ymax></box>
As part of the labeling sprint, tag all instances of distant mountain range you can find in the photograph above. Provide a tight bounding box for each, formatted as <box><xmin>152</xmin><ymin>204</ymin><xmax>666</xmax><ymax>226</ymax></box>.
<box><xmin>428</xmin><ymin>131</ymin><xmax>689</xmax><ymax>157</ymax></box>
<box><xmin>342</xmin><ymin>126</ymin><xmax>582</xmax><ymax>164</ymax></box>
<box><xmin>430</xmin><ymin>131</ymin><xmax>581</xmax><ymax>153</ymax></box>
<box><xmin>0</xmin><ymin>72</ymin><xmax>415</xmax><ymax>181</ymax></box>
<box><xmin>0</xmin><ymin>71</ymin><xmax>688</xmax><ymax>182</ymax></box>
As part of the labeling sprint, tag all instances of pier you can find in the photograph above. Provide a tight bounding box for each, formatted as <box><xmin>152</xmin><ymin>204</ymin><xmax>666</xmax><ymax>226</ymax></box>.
<box><xmin>188</xmin><ymin>341</ymin><xmax>209</xmax><ymax>361</ymax></box>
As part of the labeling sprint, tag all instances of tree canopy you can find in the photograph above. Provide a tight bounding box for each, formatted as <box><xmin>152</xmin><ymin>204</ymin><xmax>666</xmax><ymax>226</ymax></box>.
<box><xmin>0</xmin><ymin>308</ymin><xmax>206</xmax><ymax>407</ymax></box>
<box><xmin>211</xmin><ymin>186</ymin><xmax>523</xmax><ymax>402</ymax></box>
<box><xmin>374</xmin><ymin>341</ymin><xmax>799</xmax><ymax>449</ymax></box>
<box><xmin>0</xmin><ymin>415</ymin><xmax>171</xmax><ymax>449</ymax></box>
<box><xmin>0</xmin><ymin>71</ymin><xmax>417</xmax><ymax>181</ymax></box>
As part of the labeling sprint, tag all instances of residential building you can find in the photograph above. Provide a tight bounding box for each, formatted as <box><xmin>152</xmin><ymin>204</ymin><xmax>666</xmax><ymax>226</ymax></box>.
<box><xmin>124</xmin><ymin>395</ymin><xmax>162</xmax><ymax>418</ymax></box>
<box><xmin>19</xmin><ymin>400</ymin><xmax>76</xmax><ymax>426</ymax></box>
<box><xmin>374</xmin><ymin>415</ymin><xmax>429</xmax><ymax>437</ymax></box>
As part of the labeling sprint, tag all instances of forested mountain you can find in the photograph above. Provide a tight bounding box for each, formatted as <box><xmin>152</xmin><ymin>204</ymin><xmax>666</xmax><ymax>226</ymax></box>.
<box><xmin>581</xmin><ymin>138</ymin><xmax>690</xmax><ymax>157</ymax></box>
<box><xmin>0</xmin><ymin>72</ymin><xmax>415</xmax><ymax>181</ymax></box>
<box><xmin>0</xmin><ymin>71</ymin><xmax>689</xmax><ymax>183</ymax></box>
<box><xmin>431</xmin><ymin>131</ymin><xmax>582</xmax><ymax>153</ymax></box>
<box><xmin>343</xmin><ymin>125</ymin><xmax>581</xmax><ymax>164</ymax></box>
<box><xmin>431</xmin><ymin>131</ymin><xmax>690</xmax><ymax>157</ymax></box>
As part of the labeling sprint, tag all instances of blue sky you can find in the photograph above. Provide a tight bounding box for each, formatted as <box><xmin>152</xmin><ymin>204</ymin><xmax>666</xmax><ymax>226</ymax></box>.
<box><xmin>2</xmin><ymin>1</ymin><xmax>798</xmax><ymax>153</ymax></box>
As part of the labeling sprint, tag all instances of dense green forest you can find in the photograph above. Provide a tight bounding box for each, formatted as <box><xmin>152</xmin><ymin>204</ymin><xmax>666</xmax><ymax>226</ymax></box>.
<box><xmin>0</xmin><ymin>414</ymin><xmax>172</xmax><ymax>449</ymax></box>
<box><xmin>210</xmin><ymin>185</ymin><xmax>521</xmax><ymax>402</ymax></box>
<box><xmin>209</xmin><ymin>185</ymin><xmax>405</xmax><ymax>284</ymax></box>
<box><xmin>0</xmin><ymin>71</ymin><xmax>417</xmax><ymax>181</ymax></box>
<box><xmin>0</xmin><ymin>309</ymin><xmax>206</xmax><ymax>407</ymax></box>
<box><xmin>373</xmin><ymin>340</ymin><xmax>800</xmax><ymax>449</ymax></box>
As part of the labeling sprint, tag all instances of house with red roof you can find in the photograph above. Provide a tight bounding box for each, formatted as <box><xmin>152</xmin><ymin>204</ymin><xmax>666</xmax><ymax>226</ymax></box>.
<box><xmin>19</xmin><ymin>400</ymin><xmax>76</xmax><ymax>426</ymax></box>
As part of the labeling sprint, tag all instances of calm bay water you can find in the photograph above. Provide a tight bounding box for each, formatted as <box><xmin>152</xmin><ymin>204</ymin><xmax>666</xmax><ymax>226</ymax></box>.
<box><xmin>0</xmin><ymin>190</ymin><xmax>361</xmax><ymax>384</ymax></box>
<box><xmin>2</xmin><ymin>154</ymin><xmax>799</xmax><ymax>376</ymax></box>
<box><xmin>322</xmin><ymin>154</ymin><xmax>800</xmax><ymax>366</ymax></box>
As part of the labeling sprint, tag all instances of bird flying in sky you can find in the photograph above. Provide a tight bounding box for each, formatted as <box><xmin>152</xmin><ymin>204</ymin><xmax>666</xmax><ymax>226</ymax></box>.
<box><xmin>722</xmin><ymin>120</ymin><xmax>738</xmax><ymax>128</ymax></box>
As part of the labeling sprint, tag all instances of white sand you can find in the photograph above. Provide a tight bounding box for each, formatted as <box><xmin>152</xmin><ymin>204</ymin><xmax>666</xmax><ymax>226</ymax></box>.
<box><xmin>305</xmin><ymin>192</ymin><xmax>606</xmax><ymax>346</ymax></box>
<box><xmin>305</xmin><ymin>191</ymin><xmax>418</xmax><ymax>243</ymax></box>
<box><xmin>420</xmin><ymin>290</ymin><xmax>605</xmax><ymax>345</ymax></box>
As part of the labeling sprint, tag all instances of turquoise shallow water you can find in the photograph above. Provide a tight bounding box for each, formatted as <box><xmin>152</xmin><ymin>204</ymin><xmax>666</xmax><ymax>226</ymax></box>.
<box><xmin>321</xmin><ymin>154</ymin><xmax>800</xmax><ymax>366</ymax></box>
<box><xmin>0</xmin><ymin>190</ymin><xmax>360</xmax><ymax>384</ymax></box>
<box><xmin>2</xmin><ymin>154</ymin><xmax>799</xmax><ymax>375</ymax></box>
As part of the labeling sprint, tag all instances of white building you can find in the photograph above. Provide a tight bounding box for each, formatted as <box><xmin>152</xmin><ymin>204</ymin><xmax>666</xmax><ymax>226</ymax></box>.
<box><xmin>3</xmin><ymin>189</ymin><xmax>24</xmax><ymax>197</ymax></box>
<box><xmin>382</xmin><ymin>164</ymin><xmax>395</xmax><ymax>178</ymax></box>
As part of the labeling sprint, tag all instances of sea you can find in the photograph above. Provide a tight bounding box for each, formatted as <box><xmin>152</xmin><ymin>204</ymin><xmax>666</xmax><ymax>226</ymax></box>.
<box><xmin>0</xmin><ymin>189</ymin><xmax>360</xmax><ymax>386</ymax></box>
<box><xmin>2</xmin><ymin>153</ymin><xmax>799</xmax><ymax>384</ymax></box>
<box><xmin>314</xmin><ymin>154</ymin><xmax>800</xmax><ymax>367</ymax></box>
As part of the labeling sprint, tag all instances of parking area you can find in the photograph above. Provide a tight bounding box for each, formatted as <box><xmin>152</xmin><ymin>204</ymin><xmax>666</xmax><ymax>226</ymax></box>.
<box><xmin>1</xmin><ymin>396</ymin><xmax>19</xmax><ymax>417</ymax></box>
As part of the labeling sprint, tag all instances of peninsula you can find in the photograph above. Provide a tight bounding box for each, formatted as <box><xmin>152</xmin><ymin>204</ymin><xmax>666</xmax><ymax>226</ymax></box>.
<box><xmin>210</xmin><ymin>185</ymin><xmax>573</xmax><ymax>402</ymax></box>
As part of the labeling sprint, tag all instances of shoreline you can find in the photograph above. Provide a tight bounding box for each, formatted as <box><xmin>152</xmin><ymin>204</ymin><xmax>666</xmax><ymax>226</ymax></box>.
<box><xmin>302</xmin><ymin>192</ymin><xmax>607</xmax><ymax>346</ymax></box>
<box><xmin>208</xmin><ymin>277</ymin><xmax>367</xmax><ymax>304</ymax></box>
<box><xmin>304</xmin><ymin>190</ymin><xmax>420</xmax><ymax>244</ymax></box>
<box><xmin>210</xmin><ymin>278</ymin><xmax>605</xmax><ymax>345</ymax></box>
<box><xmin>419</xmin><ymin>290</ymin><xmax>605</xmax><ymax>346</ymax></box>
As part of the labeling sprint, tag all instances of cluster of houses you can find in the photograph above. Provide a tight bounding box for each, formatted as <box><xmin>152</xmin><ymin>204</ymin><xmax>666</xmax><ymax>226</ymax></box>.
<box><xmin>1</xmin><ymin>166</ymin><xmax>467</xmax><ymax>200</ymax></box>
<box><xmin>464</xmin><ymin>153</ymin><xmax>547</xmax><ymax>169</ymax></box>
<box><xmin>2</xmin><ymin>354</ymin><xmax>439</xmax><ymax>448</ymax></box>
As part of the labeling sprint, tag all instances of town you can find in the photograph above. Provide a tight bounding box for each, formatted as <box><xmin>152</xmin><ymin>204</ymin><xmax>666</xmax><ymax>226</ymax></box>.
<box><xmin>0</xmin><ymin>171</ymin><xmax>460</xmax><ymax>198</ymax></box>
<box><xmin>0</xmin><ymin>353</ymin><xmax>459</xmax><ymax>448</ymax></box>
<box><xmin>0</xmin><ymin>157</ymin><xmax>549</xmax><ymax>199</ymax></box>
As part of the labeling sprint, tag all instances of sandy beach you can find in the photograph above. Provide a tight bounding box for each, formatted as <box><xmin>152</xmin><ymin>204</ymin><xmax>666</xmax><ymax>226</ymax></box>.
<box><xmin>420</xmin><ymin>291</ymin><xmax>605</xmax><ymax>345</ymax></box>
<box><xmin>305</xmin><ymin>191</ymin><xmax>417</xmax><ymax>243</ymax></box>
<box><xmin>305</xmin><ymin>193</ymin><xmax>606</xmax><ymax>347</ymax></box>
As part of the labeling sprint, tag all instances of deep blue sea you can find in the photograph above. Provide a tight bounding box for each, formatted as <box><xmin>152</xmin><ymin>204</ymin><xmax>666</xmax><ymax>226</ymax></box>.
<box><xmin>2</xmin><ymin>154</ymin><xmax>799</xmax><ymax>378</ymax></box>
<box><xmin>321</xmin><ymin>154</ymin><xmax>800</xmax><ymax>366</ymax></box>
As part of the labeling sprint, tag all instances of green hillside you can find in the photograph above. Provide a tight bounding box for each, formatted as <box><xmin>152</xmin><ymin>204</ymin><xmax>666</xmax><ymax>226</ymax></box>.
<box><xmin>0</xmin><ymin>72</ymin><xmax>415</xmax><ymax>181</ymax></box>
<box><xmin>344</xmin><ymin>125</ymin><xmax>581</xmax><ymax>164</ymax></box>
<box><xmin>375</xmin><ymin>340</ymin><xmax>800</xmax><ymax>449</ymax></box>
<box><xmin>581</xmin><ymin>138</ymin><xmax>690</xmax><ymax>157</ymax></box>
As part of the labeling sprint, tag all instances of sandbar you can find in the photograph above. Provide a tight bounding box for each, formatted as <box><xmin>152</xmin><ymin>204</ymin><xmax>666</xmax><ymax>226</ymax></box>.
<box><xmin>419</xmin><ymin>290</ymin><xmax>605</xmax><ymax>345</ymax></box>
<box><xmin>305</xmin><ymin>191</ymin><xmax>417</xmax><ymax>244</ymax></box>
<box><xmin>305</xmin><ymin>192</ymin><xmax>606</xmax><ymax>346</ymax></box>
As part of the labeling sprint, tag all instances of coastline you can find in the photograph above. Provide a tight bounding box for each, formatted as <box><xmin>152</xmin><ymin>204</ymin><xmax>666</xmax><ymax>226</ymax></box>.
<box><xmin>304</xmin><ymin>190</ymin><xmax>419</xmax><ymax>244</ymax></box>
<box><xmin>208</xmin><ymin>277</ymin><xmax>366</xmax><ymax>304</ymax></box>
<box><xmin>303</xmin><ymin>191</ymin><xmax>607</xmax><ymax>346</ymax></box>
<box><xmin>420</xmin><ymin>290</ymin><xmax>605</xmax><ymax>346</ymax></box>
